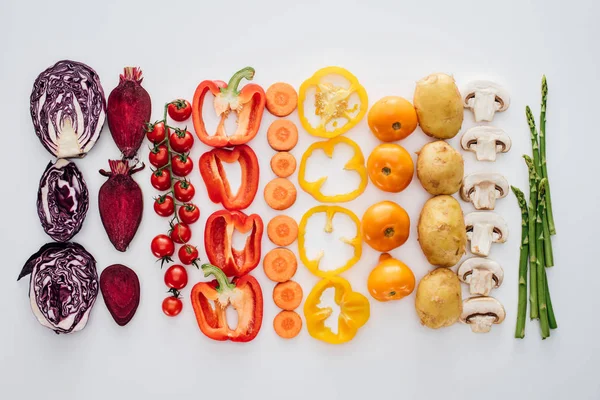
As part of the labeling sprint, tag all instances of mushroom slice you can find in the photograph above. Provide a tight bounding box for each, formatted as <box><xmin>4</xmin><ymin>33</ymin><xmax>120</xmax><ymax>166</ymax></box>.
<box><xmin>457</xmin><ymin>257</ymin><xmax>504</xmax><ymax>296</ymax></box>
<box><xmin>460</xmin><ymin>126</ymin><xmax>512</xmax><ymax>161</ymax></box>
<box><xmin>460</xmin><ymin>172</ymin><xmax>509</xmax><ymax>210</ymax></box>
<box><xmin>465</xmin><ymin>212</ymin><xmax>508</xmax><ymax>256</ymax></box>
<box><xmin>460</xmin><ymin>296</ymin><xmax>506</xmax><ymax>333</ymax></box>
<box><xmin>463</xmin><ymin>81</ymin><xmax>510</xmax><ymax>122</ymax></box>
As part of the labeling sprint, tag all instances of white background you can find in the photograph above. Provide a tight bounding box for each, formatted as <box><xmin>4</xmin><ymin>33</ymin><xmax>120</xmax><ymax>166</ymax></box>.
<box><xmin>1</xmin><ymin>0</ymin><xmax>598</xmax><ymax>399</ymax></box>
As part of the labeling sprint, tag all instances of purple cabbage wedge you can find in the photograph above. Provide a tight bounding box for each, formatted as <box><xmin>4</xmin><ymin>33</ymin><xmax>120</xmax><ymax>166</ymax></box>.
<box><xmin>17</xmin><ymin>242</ymin><xmax>98</xmax><ymax>334</ymax></box>
<box><xmin>37</xmin><ymin>159</ymin><xmax>89</xmax><ymax>242</ymax></box>
<box><xmin>30</xmin><ymin>60</ymin><xmax>106</xmax><ymax>158</ymax></box>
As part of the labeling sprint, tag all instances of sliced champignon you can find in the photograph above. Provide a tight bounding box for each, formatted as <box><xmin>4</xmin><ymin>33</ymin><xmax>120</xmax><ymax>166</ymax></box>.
<box><xmin>460</xmin><ymin>296</ymin><xmax>506</xmax><ymax>333</ymax></box>
<box><xmin>460</xmin><ymin>172</ymin><xmax>509</xmax><ymax>210</ymax></box>
<box><xmin>463</xmin><ymin>81</ymin><xmax>510</xmax><ymax>122</ymax></box>
<box><xmin>465</xmin><ymin>212</ymin><xmax>508</xmax><ymax>256</ymax></box>
<box><xmin>460</xmin><ymin>126</ymin><xmax>512</xmax><ymax>161</ymax></box>
<box><xmin>457</xmin><ymin>257</ymin><xmax>504</xmax><ymax>296</ymax></box>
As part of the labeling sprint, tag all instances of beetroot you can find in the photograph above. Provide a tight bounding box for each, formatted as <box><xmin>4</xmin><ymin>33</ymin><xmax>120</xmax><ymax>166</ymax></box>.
<box><xmin>107</xmin><ymin>67</ymin><xmax>151</xmax><ymax>158</ymax></box>
<box><xmin>99</xmin><ymin>160</ymin><xmax>144</xmax><ymax>251</ymax></box>
<box><xmin>100</xmin><ymin>264</ymin><xmax>140</xmax><ymax>326</ymax></box>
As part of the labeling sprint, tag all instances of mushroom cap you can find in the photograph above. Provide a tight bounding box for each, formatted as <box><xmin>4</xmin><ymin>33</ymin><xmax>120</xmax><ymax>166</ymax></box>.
<box><xmin>460</xmin><ymin>126</ymin><xmax>512</xmax><ymax>153</ymax></box>
<box><xmin>462</xmin><ymin>80</ymin><xmax>511</xmax><ymax>112</ymax></box>
<box><xmin>465</xmin><ymin>211</ymin><xmax>509</xmax><ymax>243</ymax></box>
<box><xmin>457</xmin><ymin>257</ymin><xmax>504</xmax><ymax>288</ymax></box>
<box><xmin>460</xmin><ymin>296</ymin><xmax>506</xmax><ymax>324</ymax></box>
<box><xmin>460</xmin><ymin>172</ymin><xmax>509</xmax><ymax>203</ymax></box>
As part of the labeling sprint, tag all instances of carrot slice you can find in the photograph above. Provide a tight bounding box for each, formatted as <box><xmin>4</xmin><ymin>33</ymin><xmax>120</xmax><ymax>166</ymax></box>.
<box><xmin>273</xmin><ymin>310</ymin><xmax>302</xmax><ymax>339</ymax></box>
<box><xmin>266</xmin><ymin>83</ymin><xmax>298</xmax><ymax>117</ymax></box>
<box><xmin>270</xmin><ymin>152</ymin><xmax>297</xmax><ymax>178</ymax></box>
<box><xmin>264</xmin><ymin>178</ymin><xmax>297</xmax><ymax>210</ymax></box>
<box><xmin>267</xmin><ymin>119</ymin><xmax>298</xmax><ymax>151</ymax></box>
<box><xmin>263</xmin><ymin>248</ymin><xmax>297</xmax><ymax>282</ymax></box>
<box><xmin>273</xmin><ymin>280</ymin><xmax>303</xmax><ymax>311</ymax></box>
<box><xmin>267</xmin><ymin>215</ymin><xmax>298</xmax><ymax>246</ymax></box>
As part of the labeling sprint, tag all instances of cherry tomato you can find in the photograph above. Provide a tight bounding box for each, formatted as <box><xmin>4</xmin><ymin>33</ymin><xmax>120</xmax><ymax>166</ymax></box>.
<box><xmin>361</xmin><ymin>201</ymin><xmax>410</xmax><ymax>252</ymax></box>
<box><xmin>170</xmin><ymin>222</ymin><xmax>192</xmax><ymax>244</ymax></box>
<box><xmin>146</xmin><ymin>121</ymin><xmax>168</xmax><ymax>143</ymax></box>
<box><xmin>151</xmin><ymin>169</ymin><xmax>171</xmax><ymax>191</ymax></box>
<box><xmin>171</xmin><ymin>154</ymin><xmax>193</xmax><ymax>177</ymax></box>
<box><xmin>162</xmin><ymin>296</ymin><xmax>183</xmax><ymax>317</ymax></box>
<box><xmin>178</xmin><ymin>244</ymin><xmax>199</xmax><ymax>265</ymax></box>
<box><xmin>154</xmin><ymin>195</ymin><xmax>175</xmax><ymax>217</ymax></box>
<box><xmin>178</xmin><ymin>204</ymin><xmax>200</xmax><ymax>224</ymax></box>
<box><xmin>367</xmin><ymin>144</ymin><xmax>414</xmax><ymax>193</ymax></box>
<box><xmin>169</xmin><ymin>129</ymin><xmax>194</xmax><ymax>153</ymax></box>
<box><xmin>151</xmin><ymin>234</ymin><xmax>175</xmax><ymax>258</ymax></box>
<box><xmin>164</xmin><ymin>264</ymin><xmax>188</xmax><ymax>290</ymax></box>
<box><xmin>149</xmin><ymin>145</ymin><xmax>169</xmax><ymax>168</ymax></box>
<box><xmin>367</xmin><ymin>96</ymin><xmax>418</xmax><ymax>142</ymax></box>
<box><xmin>168</xmin><ymin>99</ymin><xmax>192</xmax><ymax>122</ymax></box>
<box><xmin>367</xmin><ymin>253</ymin><xmax>415</xmax><ymax>302</ymax></box>
<box><xmin>174</xmin><ymin>180</ymin><xmax>195</xmax><ymax>202</ymax></box>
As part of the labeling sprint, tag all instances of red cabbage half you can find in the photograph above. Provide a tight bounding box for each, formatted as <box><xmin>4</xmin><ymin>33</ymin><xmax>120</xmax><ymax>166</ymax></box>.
<box><xmin>18</xmin><ymin>242</ymin><xmax>98</xmax><ymax>334</ymax></box>
<box><xmin>37</xmin><ymin>159</ymin><xmax>89</xmax><ymax>242</ymax></box>
<box><xmin>30</xmin><ymin>60</ymin><xmax>106</xmax><ymax>158</ymax></box>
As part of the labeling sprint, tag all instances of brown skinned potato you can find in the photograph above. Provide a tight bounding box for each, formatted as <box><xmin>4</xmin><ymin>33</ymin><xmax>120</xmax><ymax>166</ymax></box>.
<box><xmin>413</xmin><ymin>73</ymin><xmax>463</xmax><ymax>139</ymax></box>
<box><xmin>415</xmin><ymin>268</ymin><xmax>462</xmax><ymax>329</ymax></box>
<box><xmin>417</xmin><ymin>141</ymin><xmax>464</xmax><ymax>195</ymax></box>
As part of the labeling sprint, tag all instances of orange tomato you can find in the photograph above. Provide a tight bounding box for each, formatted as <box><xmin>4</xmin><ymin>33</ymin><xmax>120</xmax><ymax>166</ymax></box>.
<box><xmin>367</xmin><ymin>144</ymin><xmax>414</xmax><ymax>193</ymax></box>
<box><xmin>361</xmin><ymin>201</ymin><xmax>410</xmax><ymax>252</ymax></box>
<box><xmin>368</xmin><ymin>253</ymin><xmax>415</xmax><ymax>302</ymax></box>
<box><xmin>368</xmin><ymin>96</ymin><xmax>418</xmax><ymax>142</ymax></box>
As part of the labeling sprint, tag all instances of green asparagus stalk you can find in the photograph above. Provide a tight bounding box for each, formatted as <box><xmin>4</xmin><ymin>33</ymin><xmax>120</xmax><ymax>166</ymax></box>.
<box><xmin>540</xmin><ymin>75</ymin><xmax>556</xmax><ymax>235</ymax></box>
<box><xmin>523</xmin><ymin>155</ymin><xmax>538</xmax><ymax>319</ymax></box>
<box><xmin>512</xmin><ymin>186</ymin><xmax>529</xmax><ymax>339</ymax></box>
<box><xmin>537</xmin><ymin>178</ymin><xmax>550</xmax><ymax>339</ymax></box>
<box><xmin>543</xmin><ymin>268</ymin><xmax>558</xmax><ymax>329</ymax></box>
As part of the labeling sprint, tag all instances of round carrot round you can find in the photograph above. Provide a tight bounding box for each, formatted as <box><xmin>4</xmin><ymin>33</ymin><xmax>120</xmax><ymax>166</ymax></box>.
<box><xmin>264</xmin><ymin>178</ymin><xmax>297</xmax><ymax>210</ymax></box>
<box><xmin>266</xmin><ymin>82</ymin><xmax>298</xmax><ymax>117</ymax></box>
<box><xmin>270</xmin><ymin>152</ymin><xmax>297</xmax><ymax>178</ymax></box>
<box><xmin>267</xmin><ymin>215</ymin><xmax>298</xmax><ymax>246</ymax></box>
<box><xmin>273</xmin><ymin>310</ymin><xmax>302</xmax><ymax>339</ymax></box>
<box><xmin>267</xmin><ymin>119</ymin><xmax>298</xmax><ymax>151</ymax></box>
<box><xmin>263</xmin><ymin>248</ymin><xmax>297</xmax><ymax>282</ymax></box>
<box><xmin>273</xmin><ymin>280</ymin><xmax>303</xmax><ymax>310</ymax></box>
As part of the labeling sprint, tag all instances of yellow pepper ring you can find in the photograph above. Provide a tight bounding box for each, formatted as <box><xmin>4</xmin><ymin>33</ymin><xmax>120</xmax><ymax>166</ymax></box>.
<box><xmin>298</xmin><ymin>66</ymin><xmax>368</xmax><ymax>138</ymax></box>
<box><xmin>298</xmin><ymin>136</ymin><xmax>368</xmax><ymax>203</ymax></box>
<box><xmin>298</xmin><ymin>205</ymin><xmax>362</xmax><ymax>278</ymax></box>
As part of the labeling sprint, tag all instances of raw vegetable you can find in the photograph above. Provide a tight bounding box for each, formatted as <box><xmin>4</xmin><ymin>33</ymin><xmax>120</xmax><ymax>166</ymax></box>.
<box><xmin>304</xmin><ymin>276</ymin><xmax>370</xmax><ymax>344</ymax></box>
<box><xmin>460</xmin><ymin>297</ymin><xmax>506</xmax><ymax>333</ymax></box>
<box><xmin>151</xmin><ymin>169</ymin><xmax>171</xmax><ymax>191</ymax></box>
<box><xmin>149</xmin><ymin>144</ymin><xmax>169</xmax><ymax>167</ymax></box>
<box><xmin>154</xmin><ymin>195</ymin><xmax>175</xmax><ymax>217</ymax></box>
<box><xmin>178</xmin><ymin>203</ymin><xmax>200</xmax><ymax>224</ymax></box>
<box><xmin>37</xmin><ymin>159</ymin><xmax>89</xmax><ymax>242</ymax></box>
<box><xmin>417</xmin><ymin>195</ymin><xmax>466</xmax><ymax>268</ymax></box>
<box><xmin>274</xmin><ymin>310</ymin><xmax>302</xmax><ymax>339</ymax></box>
<box><xmin>169</xmin><ymin>222</ymin><xmax>192</xmax><ymax>244</ymax></box>
<box><xmin>462</xmin><ymin>80</ymin><xmax>510</xmax><ymax>122</ymax></box>
<box><xmin>270</xmin><ymin>152</ymin><xmax>297</xmax><ymax>178</ymax></box>
<box><xmin>191</xmin><ymin>263</ymin><xmax>264</xmax><ymax>342</ymax></box>
<box><xmin>465</xmin><ymin>212</ymin><xmax>509</xmax><ymax>257</ymax></box>
<box><xmin>100</xmin><ymin>264</ymin><xmax>140</xmax><ymax>326</ymax></box>
<box><xmin>178</xmin><ymin>244</ymin><xmax>199</xmax><ymax>266</ymax></box>
<box><xmin>536</xmin><ymin>179</ymin><xmax>550</xmax><ymax>339</ymax></box>
<box><xmin>167</xmin><ymin>99</ymin><xmax>192</xmax><ymax>122</ymax></box>
<box><xmin>298</xmin><ymin>205</ymin><xmax>362</xmax><ymax>278</ymax></box>
<box><xmin>298</xmin><ymin>66</ymin><xmax>368</xmax><ymax>138</ymax></box>
<box><xmin>162</xmin><ymin>296</ymin><xmax>183</xmax><ymax>317</ymax></box>
<box><xmin>539</xmin><ymin>76</ymin><xmax>556</xmax><ymax>235</ymax></box>
<box><xmin>273</xmin><ymin>281</ymin><xmax>303</xmax><ymax>310</ymax></box>
<box><xmin>460</xmin><ymin>126</ymin><xmax>512</xmax><ymax>162</ymax></box>
<box><xmin>416</xmin><ymin>141</ymin><xmax>464</xmax><ymax>195</ymax></box>
<box><xmin>174</xmin><ymin>180</ymin><xmax>195</xmax><ymax>202</ymax></box>
<box><xmin>107</xmin><ymin>67</ymin><xmax>151</xmax><ymax>158</ymax></box>
<box><xmin>523</xmin><ymin>155</ymin><xmax>538</xmax><ymax>319</ymax></box>
<box><xmin>457</xmin><ymin>257</ymin><xmax>504</xmax><ymax>297</ymax></box>
<box><xmin>264</xmin><ymin>178</ymin><xmax>297</xmax><ymax>210</ymax></box>
<box><xmin>199</xmin><ymin>145</ymin><xmax>259</xmax><ymax>211</ymax></box>
<box><xmin>367</xmin><ymin>253</ymin><xmax>415</xmax><ymax>302</ymax></box>
<box><xmin>192</xmin><ymin>67</ymin><xmax>266</xmax><ymax>147</ymax></box>
<box><xmin>99</xmin><ymin>160</ymin><xmax>144</xmax><ymax>252</ymax></box>
<box><xmin>267</xmin><ymin>215</ymin><xmax>298</xmax><ymax>246</ymax></box>
<box><xmin>460</xmin><ymin>172</ymin><xmax>509</xmax><ymax>210</ymax></box>
<box><xmin>366</xmin><ymin>144</ymin><xmax>413</xmax><ymax>193</ymax></box>
<box><xmin>263</xmin><ymin>248</ymin><xmax>298</xmax><ymax>283</ymax></box>
<box><xmin>169</xmin><ymin>128</ymin><xmax>194</xmax><ymax>153</ymax></box>
<box><xmin>298</xmin><ymin>136</ymin><xmax>367</xmax><ymax>202</ymax></box>
<box><xmin>414</xmin><ymin>268</ymin><xmax>462</xmax><ymax>329</ymax></box>
<box><xmin>367</xmin><ymin>96</ymin><xmax>418</xmax><ymax>142</ymax></box>
<box><xmin>171</xmin><ymin>153</ymin><xmax>194</xmax><ymax>177</ymax></box>
<box><xmin>267</xmin><ymin>119</ymin><xmax>298</xmax><ymax>151</ymax></box>
<box><xmin>30</xmin><ymin>60</ymin><xmax>106</xmax><ymax>158</ymax></box>
<box><xmin>164</xmin><ymin>264</ymin><xmax>188</xmax><ymax>292</ymax></box>
<box><xmin>146</xmin><ymin>121</ymin><xmax>168</xmax><ymax>143</ymax></box>
<box><xmin>151</xmin><ymin>234</ymin><xmax>175</xmax><ymax>262</ymax></box>
<box><xmin>266</xmin><ymin>82</ymin><xmax>298</xmax><ymax>117</ymax></box>
<box><xmin>511</xmin><ymin>186</ymin><xmax>529</xmax><ymax>338</ymax></box>
<box><xmin>18</xmin><ymin>242</ymin><xmax>98</xmax><ymax>334</ymax></box>
<box><xmin>361</xmin><ymin>201</ymin><xmax>410</xmax><ymax>252</ymax></box>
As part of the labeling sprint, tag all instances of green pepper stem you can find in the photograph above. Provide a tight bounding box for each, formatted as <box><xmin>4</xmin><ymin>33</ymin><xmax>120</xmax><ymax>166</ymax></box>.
<box><xmin>222</xmin><ymin>67</ymin><xmax>255</xmax><ymax>96</ymax></box>
<box><xmin>202</xmin><ymin>264</ymin><xmax>235</xmax><ymax>292</ymax></box>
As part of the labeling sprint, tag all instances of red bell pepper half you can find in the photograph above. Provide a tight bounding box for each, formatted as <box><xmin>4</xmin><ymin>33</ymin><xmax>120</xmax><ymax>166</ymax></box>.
<box><xmin>199</xmin><ymin>144</ymin><xmax>259</xmax><ymax>211</ymax></box>
<box><xmin>192</xmin><ymin>67</ymin><xmax>266</xmax><ymax>148</ymax></box>
<box><xmin>204</xmin><ymin>210</ymin><xmax>263</xmax><ymax>277</ymax></box>
<box><xmin>191</xmin><ymin>263</ymin><xmax>263</xmax><ymax>342</ymax></box>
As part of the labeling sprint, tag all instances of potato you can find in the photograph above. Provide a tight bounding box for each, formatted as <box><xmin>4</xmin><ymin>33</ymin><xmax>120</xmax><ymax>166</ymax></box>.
<box><xmin>415</xmin><ymin>268</ymin><xmax>462</xmax><ymax>329</ymax></box>
<box><xmin>417</xmin><ymin>140</ymin><xmax>464</xmax><ymax>195</ymax></box>
<box><xmin>413</xmin><ymin>73</ymin><xmax>463</xmax><ymax>139</ymax></box>
<box><xmin>418</xmin><ymin>195</ymin><xmax>466</xmax><ymax>267</ymax></box>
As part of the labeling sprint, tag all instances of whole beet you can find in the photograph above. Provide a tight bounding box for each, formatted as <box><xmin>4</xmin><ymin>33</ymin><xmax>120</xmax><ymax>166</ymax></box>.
<box><xmin>99</xmin><ymin>160</ymin><xmax>144</xmax><ymax>251</ymax></box>
<box><xmin>107</xmin><ymin>67</ymin><xmax>151</xmax><ymax>158</ymax></box>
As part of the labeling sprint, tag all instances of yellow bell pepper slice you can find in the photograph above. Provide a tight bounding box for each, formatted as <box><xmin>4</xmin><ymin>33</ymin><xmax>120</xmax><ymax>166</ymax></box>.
<box><xmin>298</xmin><ymin>136</ymin><xmax>368</xmax><ymax>203</ymax></box>
<box><xmin>304</xmin><ymin>276</ymin><xmax>370</xmax><ymax>344</ymax></box>
<box><xmin>298</xmin><ymin>205</ymin><xmax>362</xmax><ymax>278</ymax></box>
<box><xmin>298</xmin><ymin>66</ymin><xmax>368</xmax><ymax>138</ymax></box>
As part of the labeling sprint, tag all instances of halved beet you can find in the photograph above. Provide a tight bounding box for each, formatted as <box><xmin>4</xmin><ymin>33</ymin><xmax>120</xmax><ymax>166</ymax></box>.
<box><xmin>100</xmin><ymin>264</ymin><xmax>140</xmax><ymax>326</ymax></box>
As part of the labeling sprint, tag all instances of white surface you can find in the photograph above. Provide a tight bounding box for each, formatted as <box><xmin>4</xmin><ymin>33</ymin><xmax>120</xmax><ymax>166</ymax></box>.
<box><xmin>1</xmin><ymin>0</ymin><xmax>598</xmax><ymax>399</ymax></box>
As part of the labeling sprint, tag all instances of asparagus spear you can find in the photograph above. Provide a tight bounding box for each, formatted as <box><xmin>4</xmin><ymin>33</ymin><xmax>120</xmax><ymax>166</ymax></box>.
<box><xmin>537</xmin><ymin>178</ymin><xmax>550</xmax><ymax>339</ymax></box>
<box><xmin>523</xmin><ymin>155</ymin><xmax>538</xmax><ymax>319</ymax></box>
<box><xmin>540</xmin><ymin>76</ymin><xmax>556</xmax><ymax>235</ymax></box>
<box><xmin>512</xmin><ymin>186</ymin><xmax>529</xmax><ymax>339</ymax></box>
<box><xmin>543</xmin><ymin>267</ymin><xmax>558</xmax><ymax>329</ymax></box>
